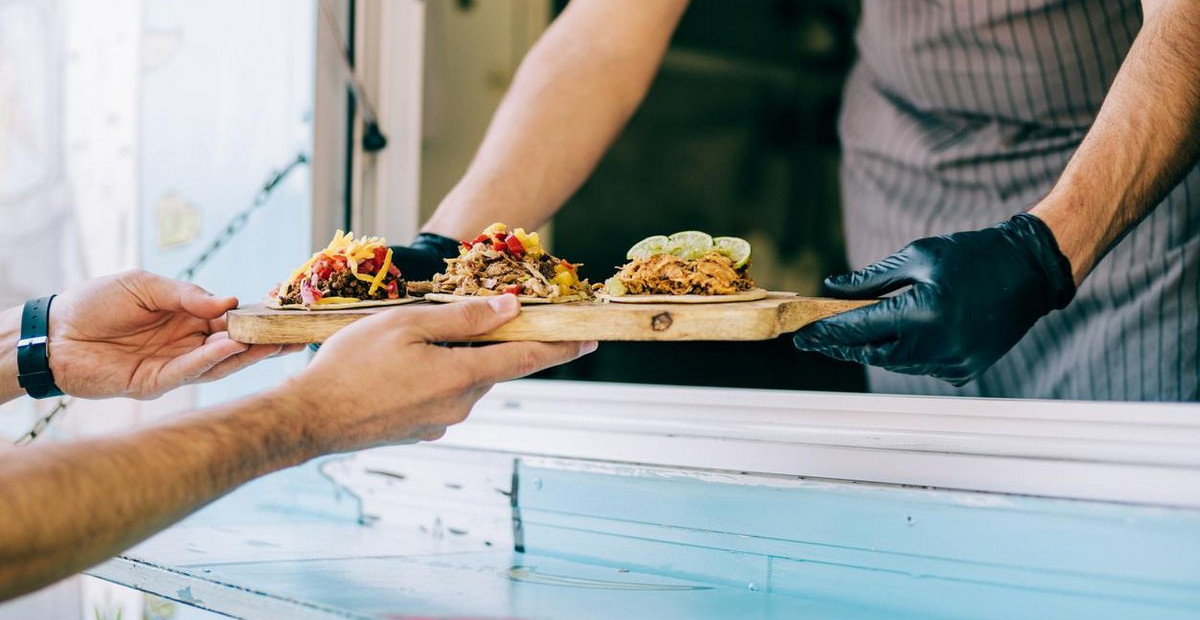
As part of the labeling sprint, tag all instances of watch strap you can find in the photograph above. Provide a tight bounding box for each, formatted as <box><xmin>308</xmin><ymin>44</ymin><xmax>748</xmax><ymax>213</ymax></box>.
<box><xmin>17</xmin><ymin>295</ymin><xmax>64</xmax><ymax>399</ymax></box>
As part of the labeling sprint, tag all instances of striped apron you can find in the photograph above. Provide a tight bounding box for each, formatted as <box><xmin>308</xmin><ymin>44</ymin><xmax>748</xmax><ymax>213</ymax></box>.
<box><xmin>839</xmin><ymin>0</ymin><xmax>1200</xmax><ymax>401</ymax></box>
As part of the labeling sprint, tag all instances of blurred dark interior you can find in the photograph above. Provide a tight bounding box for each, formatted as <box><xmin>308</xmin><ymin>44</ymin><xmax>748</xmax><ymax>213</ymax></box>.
<box><xmin>535</xmin><ymin>0</ymin><xmax>866</xmax><ymax>391</ymax></box>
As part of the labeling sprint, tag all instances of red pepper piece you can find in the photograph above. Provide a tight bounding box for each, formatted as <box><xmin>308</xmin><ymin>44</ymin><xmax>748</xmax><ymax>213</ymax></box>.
<box><xmin>492</xmin><ymin>240</ymin><xmax>506</xmax><ymax>252</ymax></box>
<box><xmin>505</xmin><ymin>235</ymin><xmax>525</xmax><ymax>256</ymax></box>
<box><xmin>502</xmin><ymin>284</ymin><xmax>522</xmax><ymax>295</ymax></box>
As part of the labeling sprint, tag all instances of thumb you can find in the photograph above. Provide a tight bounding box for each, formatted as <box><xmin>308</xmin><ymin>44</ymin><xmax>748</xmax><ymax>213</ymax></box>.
<box><xmin>406</xmin><ymin>295</ymin><xmax>521</xmax><ymax>342</ymax></box>
<box><xmin>140</xmin><ymin>272</ymin><xmax>237</xmax><ymax>319</ymax></box>
<box><xmin>823</xmin><ymin>251</ymin><xmax>915</xmax><ymax>299</ymax></box>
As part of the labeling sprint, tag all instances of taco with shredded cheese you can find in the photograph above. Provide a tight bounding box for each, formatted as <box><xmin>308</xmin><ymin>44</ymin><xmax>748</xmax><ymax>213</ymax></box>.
<box><xmin>268</xmin><ymin>230</ymin><xmax>417</xmax><ymax>310</ymax></box>
<box><xmin>599</xmin><ymin>231</ymin><xmax>765</xmax><ymax>303</ymax></box>
<box><xmin>423</xmin><ymin>223</ymin><xmax>592</xmax><ymax>304</ymax></box>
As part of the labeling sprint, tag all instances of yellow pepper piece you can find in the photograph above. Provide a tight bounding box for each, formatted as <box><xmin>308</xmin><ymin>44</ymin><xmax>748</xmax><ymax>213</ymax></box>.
<box><xmin>369</xmin><ymin>248</ymin><xmax>393</xmax><ymax>295</ymax></box>
<box><xmin>552</xmin><ymin>270</ymin><xmax>576</xmax><ymax>288</ymax></box>
<box><xmin>483</xmin><ymin>222</ymin><xmax>507</xmax><ymax>237</ymax></box>
<box><xmin>525</xmin><ymin>232</ymin><xmax>543</xmax><ymax>256</ymax></box>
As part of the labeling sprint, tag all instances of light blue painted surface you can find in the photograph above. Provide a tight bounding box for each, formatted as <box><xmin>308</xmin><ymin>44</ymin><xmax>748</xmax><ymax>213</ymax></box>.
<box><xmin>517</xmin><ymin>462</ymin><xmax>1200</xmax><ymax>619</ymax></box>
<box><xmin>96</xmin><ymin>447</ymin><xmax>1200</xmax><ymax>619</ymax></box>
<box><xmin>138</xmin><ymin>0</ymin><xmax>316</xmax><ymax>406</ymax></box>
<box><xmin>184</xmin><ymin>551</ymin><xmax>932</xmax><ymax>620</ymax></box>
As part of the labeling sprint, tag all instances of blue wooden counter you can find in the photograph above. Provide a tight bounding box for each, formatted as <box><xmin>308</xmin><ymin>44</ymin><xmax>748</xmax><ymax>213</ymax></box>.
<box><xmin>90</xmin><ymin>382</ymin><xmax>1200</xmax><ymax>619</ymax></box>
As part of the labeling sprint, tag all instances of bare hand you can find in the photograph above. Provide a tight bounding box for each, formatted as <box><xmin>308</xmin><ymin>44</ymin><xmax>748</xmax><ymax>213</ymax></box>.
<box><xmin>49</xmin><ymin>270</ymin><xmax>297</xmax><ymax>399</ymax></box>
<box><xmin>277</xmin><ymin>294</ymin><xmax>596</xmax><ymax>455</ymax></box>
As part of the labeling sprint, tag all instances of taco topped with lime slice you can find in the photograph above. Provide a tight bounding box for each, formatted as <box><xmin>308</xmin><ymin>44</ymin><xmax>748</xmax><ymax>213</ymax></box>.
<box><xmin>426</xmin><ymin>223</ymin><xmax>592</xmax><ymax>303</ymax></box>
<box><xmin>269</xmin><ymin>230</ymin><xmax>414</xmax><ymax>310</ymax></box>
<box><xmin>600</xmin><ymin>231</ymin><xmax>762</xmax><ymax>302</ymax></box>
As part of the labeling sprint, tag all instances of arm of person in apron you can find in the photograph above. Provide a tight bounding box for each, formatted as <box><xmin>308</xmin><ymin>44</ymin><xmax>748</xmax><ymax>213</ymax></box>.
<box><xmin>795</xmin><ymin>0</ymin><xmax>1200</xmax><ymax>386</ymax></box>
<box><xmin>389</xmin><ymin>0</ymin><xmax>691</xmax><ymax>281</ymax></box>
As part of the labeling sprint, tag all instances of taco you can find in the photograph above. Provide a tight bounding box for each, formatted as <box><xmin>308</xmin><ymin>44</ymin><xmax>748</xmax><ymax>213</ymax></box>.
<box><xmin>268</xmin><ymin>230</ymin><xmax>417</xmax><ymax>310</ymax></box>
<box><xmin>423</xmin><ymin>223</ymin><xmax>592</xmax><ymax>304</ymax></box>
<box><xmin>598</xmin><ymin>231</ymin><xmax>764</xmax><ymax>303</ymax></box>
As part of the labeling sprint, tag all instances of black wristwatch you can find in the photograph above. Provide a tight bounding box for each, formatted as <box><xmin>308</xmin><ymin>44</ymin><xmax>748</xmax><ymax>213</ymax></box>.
<box><xmin>17</xmin><ymin>295</ymin><xmax>64</xmax><ymax>399</ymax></box>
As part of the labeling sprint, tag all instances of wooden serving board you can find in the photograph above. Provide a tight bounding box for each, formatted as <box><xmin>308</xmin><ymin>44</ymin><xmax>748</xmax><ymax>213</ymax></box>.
<box><xmin>226</xmin><ymin>292</ymin><xmax>874</xmax><ymax>344</ymax></box>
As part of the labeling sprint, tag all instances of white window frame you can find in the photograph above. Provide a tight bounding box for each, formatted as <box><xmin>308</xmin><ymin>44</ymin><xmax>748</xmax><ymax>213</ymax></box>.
<box><xmin>313</xmin><ymin>0</ymin><xmax>426</xmax><ymax>249</ymax></box>
<box><xmin>444</xmin><ymin>380</ymin><xmax>1200</xmax><ymax>509</ymax></box>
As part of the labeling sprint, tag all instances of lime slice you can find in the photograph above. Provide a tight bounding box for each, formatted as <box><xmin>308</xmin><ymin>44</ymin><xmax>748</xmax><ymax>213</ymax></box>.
<box><xmin>667</xmin><ymin>231</ymin><xmax>714</xmax><ymax>260</ymax></box>
<box><xmin>713</xmin><ymin>236</ymin><xmax>752</xmax><ymax>268</ymax></box>
<box><xmin>626</xmin><ymin>235</ymin><xmax>670</xmax><ymax>260</ymax></box>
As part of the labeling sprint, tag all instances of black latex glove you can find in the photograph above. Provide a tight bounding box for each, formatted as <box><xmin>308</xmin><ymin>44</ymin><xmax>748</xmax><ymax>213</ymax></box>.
<box><xmin>389</xmin><ymin>232</ymin><xmax>462</xmax><ymax>281</ymax></box>
<box><xmin>792</xmin><ymin>213</ymin><xmax>1076</xmax><ymax>386</ymax></box>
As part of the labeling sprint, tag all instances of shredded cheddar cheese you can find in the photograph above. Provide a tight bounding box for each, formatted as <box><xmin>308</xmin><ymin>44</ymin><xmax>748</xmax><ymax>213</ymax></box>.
<box><xmin>368</xmin><ymin>248</ymin><xmax>393</xmax><ymax>295</ymax></box>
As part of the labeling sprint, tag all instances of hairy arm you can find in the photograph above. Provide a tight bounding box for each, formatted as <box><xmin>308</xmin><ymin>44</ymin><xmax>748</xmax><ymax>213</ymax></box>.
<box><xmin>0</xmin><ymin>391</ymin><xmax>309</xmax><ymax>598</ymax></box>
<box><xmin>422</xmin><ymin>0</ymin><xmax>690</xmax><ymax>240</ymax></box>
<box><xmin>1030</xmin><ymin>0</ymin><xmax>1200</xmax><ymax>283</ymax></box>
<box><xmin>0</xmin><ymin>297</ymin><xmax>593</xmax><ymax>600</ymax></box>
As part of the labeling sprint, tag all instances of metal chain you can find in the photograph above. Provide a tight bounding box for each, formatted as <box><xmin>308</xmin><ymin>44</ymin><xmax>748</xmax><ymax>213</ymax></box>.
<box><xmin>10</xmin><ymin>152</ymin><xmax>310</xmax><ymax>446</ymax></box>
<box><xmin>11</xmin><ymin>398</ymin><xmax>70</xmax><ymax>447</ymax></box>
<box><xmin>177</xmin><ymin>152</ymin><xmax>309</xmax><ymax>281</ymax></box>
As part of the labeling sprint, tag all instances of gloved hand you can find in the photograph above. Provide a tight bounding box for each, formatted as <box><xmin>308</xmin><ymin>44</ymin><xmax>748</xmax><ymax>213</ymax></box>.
<box><xmin>792</xmin><ymin>213</ymin><xmax>1076</xmax><ymax>386</ymax></box>
<box><xmin>389</xmin><ymin>232</ymin><xmax>463</xmax><ymax>281</ymax></box>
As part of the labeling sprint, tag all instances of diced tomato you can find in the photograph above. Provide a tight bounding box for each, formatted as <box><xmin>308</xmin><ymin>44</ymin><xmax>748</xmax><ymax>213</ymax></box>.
<box><xmin>372</xmin><ymin>246</ymin><xmax>387</xmax><ymax>264</ymax></box>
<box><xmin>462</xmin><ymin>240</ymin><xmax>473</xmax><ymax>250</ymax></box>
<box><xmin>360</xmin><ymin>259</ymin><xmax>376</xmax><ymax>274</ymax></box>
<box><xmin>492</xmin><ymin>240</ymin><xmax>506</xmax><ymax>252</ymax></box>
<box><xmin>502</xmin><ymin>284</ymin><xmax>522</xmax><ymax>295</ymax></box>
<box><xmin>388</xmin><ymin>264</ymin><xmax>401</xmax><ymax>277</ymax></box>
<box><xmin>385</xmin><ymin>280</ymin><xmax>399</xmax><ymax>299</ymax></box>
<box><xmin>473</xmin><ymin>234</ymin><xmax>490</xmax><ymax>244</ymax></box>
<box><xmin>495</xmin><ymin>232</ymin><xmax>508</xmax><ymax>241</ymax></box>
<box><xmin>505</xmin><ymin>235</ymin><xmax>525</xmax><ymax>256</ymax></box>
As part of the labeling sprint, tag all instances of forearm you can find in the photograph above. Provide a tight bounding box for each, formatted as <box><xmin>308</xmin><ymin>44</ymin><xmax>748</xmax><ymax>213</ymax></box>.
<box><xmin>423</xmin><ymin>0</ymin><xmax>689</xmax><ymax>240</ymax></box>
<box><xmin>0</xmin><ymin>389</ymin><xmax>309</xmax><ymax>600</ymax></box>
<box><xmin>1030</xmin><ymin>0</ymin><xmax>1200</xmax><ymax>284</ymax></box>
<box><xmin>0</xmin><ymin>306</ymin><xmax>24</xmax><ymax>403</ymax></box>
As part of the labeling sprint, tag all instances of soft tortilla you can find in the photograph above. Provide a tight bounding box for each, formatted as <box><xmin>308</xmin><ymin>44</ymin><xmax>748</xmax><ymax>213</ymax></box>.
<box><xmin>266</xmin><ymin>296</ymin><xmax>422</xmax><ymax>311</ymax></box>
<box><xmin>424</xmin><ymin>292</ymin><xmax>587</xmax><ymax>305</ymax></box>
<box><xmin>596</xmin><ymin>287</ymin><xmax>768</xmax><ymax>304</ymax></box>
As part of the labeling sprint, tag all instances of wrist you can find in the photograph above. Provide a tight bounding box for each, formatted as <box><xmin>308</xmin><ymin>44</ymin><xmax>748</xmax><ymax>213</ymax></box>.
<box><xmin>45</xmin><ymin>296</ymin><xmax>68</xmax><ymax>391</ymax></box>
<box><xmin>256</xmin><ymin>380</ymin><xmax>325</xmax><ymax>464</ymax></box>
<box><xmin>1006</xmin><ymin>213</ymin><xmax>1077</xmax><ymax>310</ymax></box>
<box><xmin>412</xmin><ymin>232</ymin><xmax>462</xmax><ymax>255</ymax></box>
<box><xmin>14</xmin><ymin>296</ymin><xmax>65</xmax><ymax>399</ymax></box>
<box><xmin>228</xmin><ymin>386</ymin><xmax>320</xmax><ymax>469</ymax></box>
<box><xmin>0</xmin><ymin>306</ymin><xmax>24</xmax><ymax>402</ymax></box>
<box><xmin>1027</xmin><ymin>190</ymin><xmax>1107</xmax><ymax>286</ymax></box>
